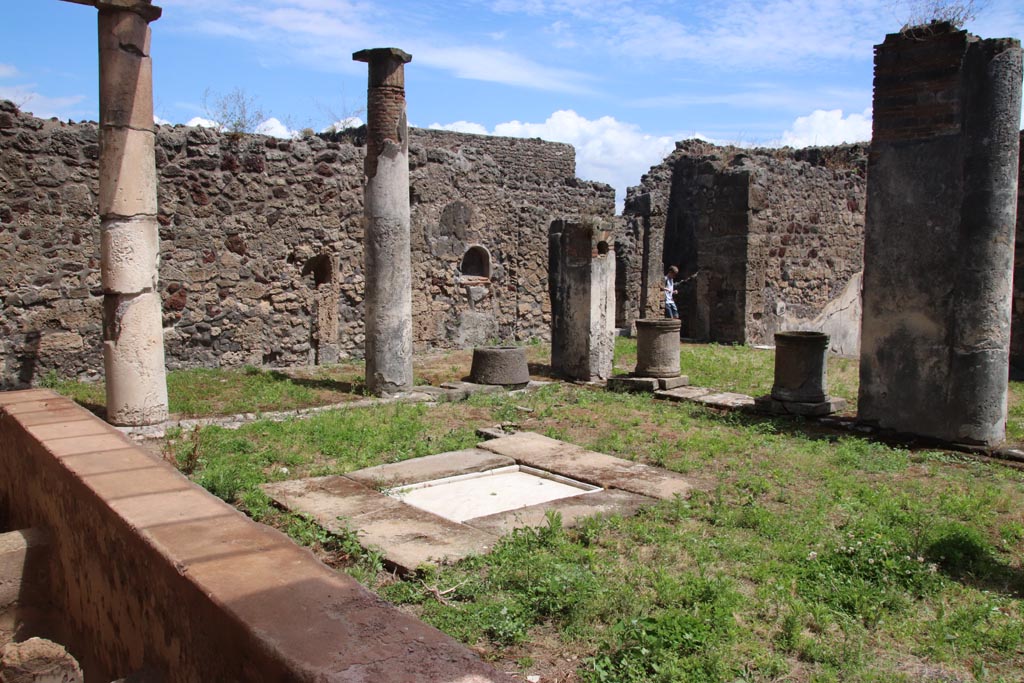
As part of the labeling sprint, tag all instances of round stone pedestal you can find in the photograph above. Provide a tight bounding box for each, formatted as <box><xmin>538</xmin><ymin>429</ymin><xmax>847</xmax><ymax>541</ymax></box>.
<box><xmin>635</xmin><ymin>318</ymin><xmax>681</xmax><ymax>377</ymax></box>
<box><xmin>771</xmin><ymin>331</ymin><xmax>829</xmax><ymax>402</ymax></box>
<box><xmin>470</xmin><ymin>346</ymin><xmax>530</xmax><ymax>388</ymax></box>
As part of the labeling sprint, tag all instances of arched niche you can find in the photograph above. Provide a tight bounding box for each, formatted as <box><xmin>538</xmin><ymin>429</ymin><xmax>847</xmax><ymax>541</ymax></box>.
<box><xmin>459</xmin><ymin>245</ymin><xmax>491</xmax><ymax>279</ymax></box>
<box><xmin>301</xmin><ymin>254</ymin><xmax>334</xmax><ymax>287</ymax></box>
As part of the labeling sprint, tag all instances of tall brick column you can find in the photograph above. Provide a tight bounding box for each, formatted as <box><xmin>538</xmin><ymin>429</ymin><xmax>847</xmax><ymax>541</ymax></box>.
<box><xmin>354</xmin><ymin>48</ymin><xmax>414</xmax><ymax>396</ymax></box>
<box><xmin>63</xmin><ymin>0</ymin><xmax>168</xmax><ymax>425</ymax></box>
<box><xmin>859</xmin><ymin>26</ymin><xmax>1022</xmax><ymax>445</ymax></box>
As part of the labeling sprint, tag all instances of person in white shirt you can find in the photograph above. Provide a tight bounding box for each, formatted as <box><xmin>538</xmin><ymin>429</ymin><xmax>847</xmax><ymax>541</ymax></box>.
<box><xmin>664</xmin><ymin>265</ymin><xmax>679</xmax><ymax>318</ymax></box>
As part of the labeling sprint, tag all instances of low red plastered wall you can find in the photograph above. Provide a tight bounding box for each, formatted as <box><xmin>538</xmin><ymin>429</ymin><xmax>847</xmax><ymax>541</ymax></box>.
<box><xmin>0</xmin><ymin>389</ymin><xmax>509</xmax><ymax>683</ymax></box>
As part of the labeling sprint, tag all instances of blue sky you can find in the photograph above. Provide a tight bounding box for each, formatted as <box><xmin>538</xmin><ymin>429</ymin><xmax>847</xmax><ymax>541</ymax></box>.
<box><xmin>3</xmin><ymin>1</ymin><xmax>1023</xmax><ymax>210</ymax></box>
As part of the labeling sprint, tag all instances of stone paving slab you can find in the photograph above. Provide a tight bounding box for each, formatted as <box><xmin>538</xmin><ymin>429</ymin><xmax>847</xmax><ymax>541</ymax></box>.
<box><xmin>265</xmin><ymin>433</ymin><xmax>697</xmax><ymax>570</ymax></box>
<box><xmin>440</xmin><ymin>381</ymin><xmax>514</xmax><ymax>395</ymax></box>
<box><xmin>655</xmin><ymin>386</ymin><xmax>756</xmax><ymax>410</ymax></box>
<box><xmin>346</xmin><ymin>449</ymin><xmax>515</xmax><ymax>489</ymax></box>
<box><xmin>262</xmin><ymin>476</ymin><xmax>499</xmax><ymax>572</ymax></box>
<box><xmin>464</xmin><ymin>488</ymin><xmax>654</xmax><ymax>536</ymax></box>
<box><xmin>655</xmin><ymin>386</ymin><xmax>712</xmax><ymax>401</ymax></box>
<box><xmin>347</xmin><ymin>504</ymin><xmax>500</xmax><ymax>572</ymax></box>
<box><xmin>477</xmin><ymin>432</ymin><xmax>692</xmax><ymax>501</ymax></box>
<box><xmin>695</xmin><ymin>391</ymin><xmax>757</xmax><ymax>410</ymax></box>
<box><xmin>263</xmin><ymin>476</ymin><xmax>397</xmax><ymax>520</ymax></box>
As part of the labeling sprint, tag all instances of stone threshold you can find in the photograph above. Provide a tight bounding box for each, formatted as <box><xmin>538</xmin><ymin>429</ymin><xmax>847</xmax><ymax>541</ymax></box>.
<box><xmin>262</xmin><ymin>432</ymin><xmax>694</xmax><ymax>573</ymax></box>
<box><xmin>116</xmin><ymin>380</ymin><xmax>552</xmax><ymax>439</ymax></box>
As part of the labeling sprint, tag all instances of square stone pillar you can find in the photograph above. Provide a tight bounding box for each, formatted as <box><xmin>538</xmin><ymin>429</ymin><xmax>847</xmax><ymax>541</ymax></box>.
<box><xmin>858</xmin><ymin>26</ymin><xmax>1022</xmax><ymax>445</ymax></box>
<box><xmin>549</xmin><ymin>219</ymin><xmax>616</xmax><ymax>381</ymax></box>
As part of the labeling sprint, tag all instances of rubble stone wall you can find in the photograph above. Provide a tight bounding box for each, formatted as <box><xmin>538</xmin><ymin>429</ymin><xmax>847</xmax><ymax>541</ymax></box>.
<box><xmin>1011</xmin><ymin>130</ymin><xmax>1024</xmax><ymax>371</ymax></box>
<box><xmin>858</xmin><ymin>28</ymin><xmax>1021</xmax><ymax>446</ymax></box>
<box><xmin>0</xmin><ymin>101</ymin><xmax>613</xmax><ymax>387</ymax></box>
<box><xmin>622</xmin><ymin>141</ymin><xmax>867</xmax><ymax>353</ymax></box>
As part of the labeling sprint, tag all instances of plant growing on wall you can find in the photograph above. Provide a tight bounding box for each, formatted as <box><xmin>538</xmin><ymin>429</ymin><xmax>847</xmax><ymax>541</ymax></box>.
<box><xmin>202</xmin><ymin>87</ymin><xmax>266</xmax><ymax>134</ymax></box>
<box><xmin>895</xmin><ymin>0</ymin><xmax>985</xmax><ymax>29</ymax></box>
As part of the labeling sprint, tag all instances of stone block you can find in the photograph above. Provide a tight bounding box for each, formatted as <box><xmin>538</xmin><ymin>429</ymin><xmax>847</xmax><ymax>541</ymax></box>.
<box><xmin>607</xmin><ymin>376</ymin><xmax>658</xmax><ymax>393</ymax></box>
<box><xmin>658</xmin><ymin>375</ymin><xmax>689</xmax><ymax>389</ymax></box>
<box><xmin>754</xmin><ymin>395</ymin><xmax>847</xmax><ymax>417</ymax></box>
<box><xmin>262</xmin><ymin>475</ymin><xmax>499</xmax><ymax>572</ymax></box>
<box><xmin>99</xmin><ymin>43</ymin><xmax>153</xmax><ymax>130</ymax></box>
<box><xmin>0</xmin><ymin>637</ymin><xmax>83</xmax><ymax>683</ymax></box>
<box><xmin>693</xmin><ymin>391</ymin><xmax>757</xmax><ymax>410</ymax></box>
<box><xmin>477</xmin><ymin>432</ymin><xmax>693</xmax><ymax>501</ymax></box>
<box><xmin>440</xmin><ymin>381</ymin><xmax>506</xmax><ymax>397</ymax></box>
<box><xmin>36</xmin><ymin>332</ymin><xmax>85</xmax><ymax>360</ymax></box>
<box><xmin>466</xmin><ymin>489</ymin><xmax>654</xmax><ymax>536</ymax></box>
<box><xmin>655</xmin><ymin>386</ymin><xmax>712</xmax><ymax>402</ymax></box>
<box><xmin>346</xmin><ymin>449</ymin><xmax>515</xmax><ymax>489</ymax></box>
<box><xmin>102</xmin><ymin>291</ymin><xmax>168</xmax><ymax>425</ymax></box>
<box><xmin>1</xmin><ymin>529</ymin><xmax>48</xmax><ymax>608</ymax></box>
<box><xmin>99</xmin><ymin>126</ymin><xmax>157</xmax><ymax>217</ymax></box>
<box><xmin>101</xmin><ymin>217</ymin><xmax>160</xmax><ymax>293</ymax></box>
<box><xmin>98</xmin><ymin>8</ymin><xmax>151</xmax><ymax>54</ymax></box>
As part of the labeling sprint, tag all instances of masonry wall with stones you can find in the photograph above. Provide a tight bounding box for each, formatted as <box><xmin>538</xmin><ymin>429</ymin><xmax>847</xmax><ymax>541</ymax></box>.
<box><xmin>1010</xmin><ymin>130</ymin><xmax>1024</xmax><ymax>372</ymax></box>
<box><xmin>859</xmin><ymin>27</ymin><xmax>1021</xmax><ymax>446</ymax></box>
<box><xmin>0</xmin><ymin>101</ymin><xmax>614</xmax><ymax>388</ymax></box>
<box><xmin>621</xmin><ymin>141</ymin><xmax>867</xmax><ymax>354</ymax></box>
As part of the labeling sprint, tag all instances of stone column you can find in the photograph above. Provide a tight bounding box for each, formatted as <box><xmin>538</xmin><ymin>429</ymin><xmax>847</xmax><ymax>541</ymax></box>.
<box><xmin>859</xmin><ymin>26</ymin><xmax>1022</xmax><ymax>445</ymax></box>
<box><xmin>635</xmin><ymin>318</ymin><xmax>681</xmax><ymax>378</ymax></box>
<box><xmin>90</xmin><ymin>0</ymin><xmax>168</xmax><ymax>425</ymax></box>
<box><xmin>549</xmin><ymin>219</ymin><xmax>616</xmax><ymax>381</ymax></box>
<box><xmin>353</xmin><ymin>48</ymin><xmax>413</xmax><ymax>396</ymax></box>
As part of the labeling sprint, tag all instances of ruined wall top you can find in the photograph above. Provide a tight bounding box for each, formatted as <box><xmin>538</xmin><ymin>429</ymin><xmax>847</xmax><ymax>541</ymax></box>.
<box><xmin>624</xmin><ymin>139</ymin><xmax>868</xmax><ymax>214</ymax></box>
<box><xmin>872</xmin><ymin>25</ymin><xmax>1022</xmax><ymax>144</ymax></box>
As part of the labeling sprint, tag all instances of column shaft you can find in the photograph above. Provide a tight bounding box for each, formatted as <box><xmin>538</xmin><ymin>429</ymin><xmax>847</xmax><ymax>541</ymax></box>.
<box><xmin>354</xmin><ymin>48</ymin><xmax>414</xmax><ymax>395</ymax></box>
<box><xmin>98</xmin><ymin>7</ymin><xmax>168</xmax><ymax>425</ymax></box>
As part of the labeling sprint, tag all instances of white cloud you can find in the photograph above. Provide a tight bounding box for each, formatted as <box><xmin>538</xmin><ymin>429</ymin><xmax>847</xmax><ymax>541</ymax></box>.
<box><xmin>323</xmin><ymin>116</ymin><xmax>364</xmax><ymax>132</ymax></box>
<box><xmin>0</xmin><ymin>85</ymin><xmax>87</xmax><ymax>120</ymax></box>
<box><xmin>172</xmin><ymin>1</ymin><xmax>593</xmax><ymax>93</ymax></box>
<box><xmin>413</xmin><ymin>45</ymin><xmax>594</xmax><ymax>94</ymax></box>
<box><xmin>186</xmin><ymin>116</ymin><xmax>222</xmax><ymax>129</ymax></box>
<box><xmin>492</xmin><ymin>0</ymin><xmax>893</xmax><ymax>70</ymax></box>
<box><xmin>255</xmin><ymin>116</ymin><xmax>298</xmax><ymax>138</ymax></box>
<box><xmin>632</xmin><ymin>84</ymin><xmax>871</xmax><ymax>115</ymax></box>
<box><xmin>779</xmin><ymin>108</ymin><xmax>872</xmax><ymax>147</ymax></box>
<box><xmin>0</xmin><ymin>64</ymin><xmax>17</xmax><ymax>79</ymax></box>
<box><xmin>433</xmin><ymin>110</ymin><xmax>676</xmax><ymax>213</ymax></box>
<box><xmin>154</xmin><ymin>114</ymin><xmax>173</xmax><ymax>126</ymax></box>
<box><xmin>427</xmin><ymin>120</ymin><xmax>489</xmax><ymax>135</ymax></box>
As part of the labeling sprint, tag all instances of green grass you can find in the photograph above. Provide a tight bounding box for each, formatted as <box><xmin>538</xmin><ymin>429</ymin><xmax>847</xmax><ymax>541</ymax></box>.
<box><xmin>41</xmin><ymin>363</ymin><xmax>370</xmax><ymax>417</ymax></box>
<box><xmin>613</xmin><ymin>337</ymin><xmax>860</xmax><ymax>408</ymax></box>
<box><xmin>47</xmin><ymin>343</ymin><xmax>1024</xmax><ymax>681</ymax></box>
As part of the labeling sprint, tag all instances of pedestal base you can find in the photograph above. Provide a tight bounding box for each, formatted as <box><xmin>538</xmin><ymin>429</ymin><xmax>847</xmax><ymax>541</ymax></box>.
<box><xmin>608</xmin><ymin>375</ymin><xmax>689</xmax><ymax>393</ymax></box>
<box><xmin>754</xmin><ymin>395</ymin><xmax>847</xmax><ymax>417</ymax></box>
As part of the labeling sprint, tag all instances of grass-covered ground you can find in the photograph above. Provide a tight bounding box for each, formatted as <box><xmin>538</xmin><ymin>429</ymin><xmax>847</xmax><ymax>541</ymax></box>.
<box><xmin>50</xmin><ymin>340</ymin><xmax>1024</xmax><ymax>681</ymax></box>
